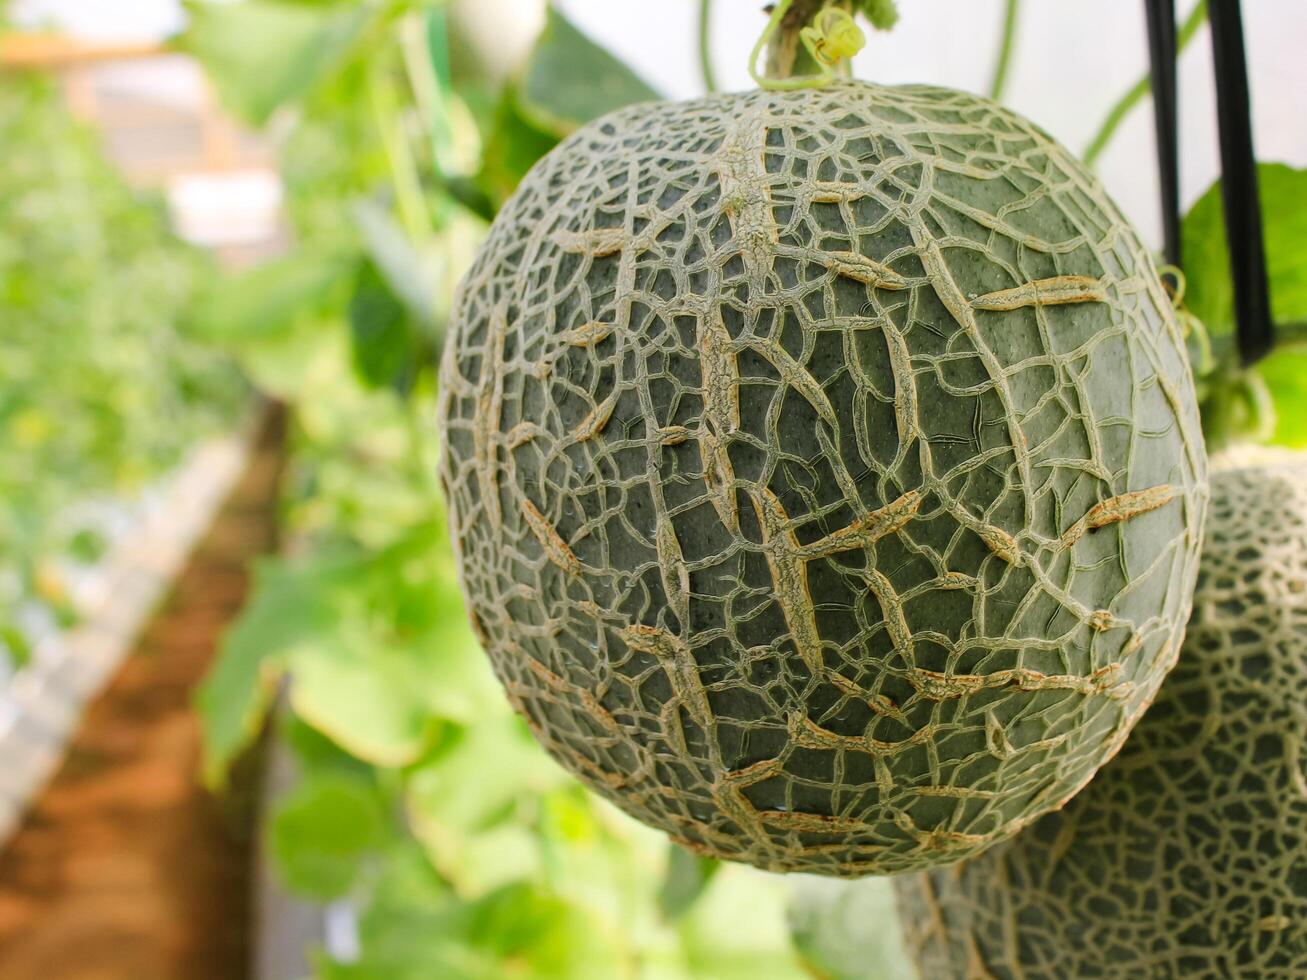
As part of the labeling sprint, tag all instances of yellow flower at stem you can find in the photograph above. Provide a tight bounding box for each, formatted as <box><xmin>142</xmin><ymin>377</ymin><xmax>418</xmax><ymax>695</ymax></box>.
<box><xmin>801</xmin><ymin>9</ymin><xmax>866</xmax><ymax>68</ymax></box>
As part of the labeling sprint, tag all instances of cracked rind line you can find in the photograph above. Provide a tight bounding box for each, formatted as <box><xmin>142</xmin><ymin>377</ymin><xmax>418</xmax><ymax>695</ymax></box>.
<box><xmin>657</xmin><ymin>425</ymin><xmax>691</xmax><ymax>445</ymax></box>
<box><xmin>985</xmin><ymin>710</ymin><xmax>1015</xmax><ymax>760</ymax></box>
<box><xmin>739</xmin><ymin>337</ymin><xmax>839</xmax><ymax>428</ymax></box>
<box><xmin>699</xmin><ymin>427</ymin><xmax>740</xmax><ymax>536</ymax></box>
<box><xmin>970</xmin><ymin>275</ymin><xmax>1108</xmax><ymax>311</ymax></box>
<box><xmin>561</xmin><ymin>320</ymin><xmax>615</xmax><ymax>347</ymax></box>
<box><xmin>906</xmin><ymin>663</ymin><xmax>1130</xmax><ymax>701</ymax></box>
<box><xmin>750</xmin><ymin>487</ymin><xmax>824</xmax><ymax>674</ymax></box>
<box><xmin>552</xmin><ymin>227</ymin><xmax>628</xmax><ymax>256</ymax></box>
<box><xmin>699</xmin><ymin>311</ymin><xmax>741</xmax><ymax>432</ymax></box>
<box><xmin>788</xmin><ymin>711</ymin><xmax>938</xmax><ymax>757</ymax></box>
<box><xmin>1061</xmin><ymin>484</ymin><xmax>1180</xmax><ymax>547</ymax></box>
<box><xmin>472</xmin><ymin>306</ymin><xmax>508</xmax><ymax>535</ymax></box>
<box><xmin>621</xmin><ymin>624</ymin><xmax>714</xmax><ymax>736</ymax></box>
<box><xmin>797</xmin><ymin>490</ymin><xmax>922</xmax><ymax>558</ymax></box>
<box><xmin>824</xmin><ymin>250</ymin><xmax>910</xmax><ymax>289</ymax></box>
<box><xmin>520</xmin><ymin>497</ymin><xmax>581</xmax><ymax>575</ymax></box>
<box><xmin>977</xmin><ymin>524</ymin><xmax>1022</xmax><ymax>565</ymax></box>
<box><xmin>570</xmin><ymin>391</ymin><xmax>619</xmax><ymax>443</ymax></box>
<box><xmin>697</xmin><ymin>310</ymin><xmax>743</xmax><ymax>536</ymax></box>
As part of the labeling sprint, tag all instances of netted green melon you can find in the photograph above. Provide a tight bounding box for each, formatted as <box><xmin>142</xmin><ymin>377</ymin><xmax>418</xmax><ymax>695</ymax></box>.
<box><xmin>437</xmin><ymin>81</ymin><xmax>1207</xmax><ymax>876</ymax></box>
<box><xmin>895</xmin><ymin>453</ymin><xmax>1307</xmax><ymax>976</ymax></box>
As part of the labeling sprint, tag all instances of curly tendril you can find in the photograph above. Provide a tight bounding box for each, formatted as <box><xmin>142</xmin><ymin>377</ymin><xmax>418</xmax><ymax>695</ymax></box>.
<box><xmin>1237</xmin><ymin>370</ymin><xmax>1278</xmax><ymax>443</ymax></box>
<box><xmin>1158</xmin><ymin>263</ymin><xmax>1214</xmax><ymax>376</ymax></box>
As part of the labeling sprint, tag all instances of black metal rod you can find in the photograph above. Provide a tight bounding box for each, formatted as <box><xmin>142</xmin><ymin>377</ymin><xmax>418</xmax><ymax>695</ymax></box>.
<box><xmin>1145</xmin><ymin>0</ymin><xmax>1182</xmax><ymax>271</ymax></box>
<box><xmin>1208</xmin><ymin>0</ymin><xmax>1274</xmax><ymax>365</ymax></box>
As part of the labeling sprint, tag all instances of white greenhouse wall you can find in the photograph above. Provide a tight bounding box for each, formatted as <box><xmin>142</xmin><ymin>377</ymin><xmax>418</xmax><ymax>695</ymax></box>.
<box><xmin>557</xmin><ymin>0</ymin><xmax>1307</xmax><ymax>252</ymax></box>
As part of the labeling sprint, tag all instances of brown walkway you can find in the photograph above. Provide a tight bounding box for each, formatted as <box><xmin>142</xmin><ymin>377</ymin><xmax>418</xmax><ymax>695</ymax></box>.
<box><xmin>0</xmin><ymin>414</ymin><xmax>283</xmax><ymax>979</ymax></box>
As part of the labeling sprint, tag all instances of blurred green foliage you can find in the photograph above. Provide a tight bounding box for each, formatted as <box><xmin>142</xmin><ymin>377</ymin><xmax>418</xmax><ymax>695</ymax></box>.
<box><xmin>184</xmin><ymin>2</ymin><xmax>860</xmax><ymax>975</ymax></box>
<box><xmin>23</xmin><ymin>2</ymin><xmax>1307</xmax><ymax>975</ymax></box>
<box><xmin>178</xmin><ymin>4</ymin><xmax>1307</xmax><ymax>976</ymax></box>
<box><xmin>181</xmin><ymin>0</ymin><xmax>379</xmax><ymax>125</ymax></box>
<box><xmin>517</xmin><ymin>7</ymin><xmax>659</xmax><ymax>135</ymax></box>
<box><xmin>1182</xmin><ymin>163</ymin><xmax>1307</xmax><ymax>448</ymax></box>
<box><xmin>855</xmin><ymin>0</ymin><xmax>900</xmax><ymax>31</ymax></box>
<box><xmin>787</xmin><ymin>876</ymin><xmax>914</xmax><ymax>980</ymax></box>
<box><xmin>0</xmin><ymin>74</ymin><xmax>245</xmax><ymax>663</ymax></box>
<box><xmin>1183</xmin><ymin>164</ymin><xmax>1307</xmax><ymax>336</ymax></box>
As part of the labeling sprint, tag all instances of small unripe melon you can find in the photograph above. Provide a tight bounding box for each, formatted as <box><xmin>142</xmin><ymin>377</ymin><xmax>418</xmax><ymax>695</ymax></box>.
<box><xmin>895</xmin><ymin>453</ymin><xmax>1307</xmax><ymax>975</ymax></box>
<box><xmin>437</xmin><ymin>81</ymin><xmax>1206</xmax><ymax>875</ymax></box>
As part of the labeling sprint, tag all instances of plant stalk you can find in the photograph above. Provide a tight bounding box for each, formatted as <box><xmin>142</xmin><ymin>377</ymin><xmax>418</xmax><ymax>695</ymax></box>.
<box><xmin>699</xmin><ymin>0</ymin><xmax>718</xmax><ymax>93</ymax></box>
<box><xmin>1211</xmin><ymin>320</ymin><xmax>1307</xmax><ymax>361</ymax></box>
<box><xmin>1083</xmin><ymin>0</ymin><xmax>1207</xmax><ymax>167</ymax></box>
<box><xmin>989</xmin><ymin>0</ymin><xmax>1020</xmax><ymax>101</ymax></box>
<box><xmin>367</xmin><ymin>50</ymin><xmax>433</xmax><ymax>246</ymax></box>
<box><xmin>764</xmin><ymin>0</ymin><xmax>850</xmax><ymax>80</ymax></box>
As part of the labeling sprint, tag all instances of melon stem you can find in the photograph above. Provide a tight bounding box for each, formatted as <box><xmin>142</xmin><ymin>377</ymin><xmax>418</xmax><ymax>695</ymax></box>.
<box><xmin>753</xmin><ymin>0</ymin><xmax>857</xmax><ymax>89</ymax></box>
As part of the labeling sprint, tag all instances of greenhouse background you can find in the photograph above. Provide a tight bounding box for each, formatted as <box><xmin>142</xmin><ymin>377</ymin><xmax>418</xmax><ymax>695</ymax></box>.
<box><xmin>0</xmin><ymin>0</ymin><xmax>1304</xmax><ymax>977</ymax></box>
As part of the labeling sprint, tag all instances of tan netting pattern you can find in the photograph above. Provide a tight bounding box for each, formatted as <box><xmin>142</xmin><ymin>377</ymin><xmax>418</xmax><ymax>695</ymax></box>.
<box><xmin>895</xmin><ymin>455</ymin><xmax>1307</xmax><ymax>974</ymax></box>
<box><xmin>438</xmin><ymin>82</ymin><xmax>1206</xmax><ymax>875</ymax></box>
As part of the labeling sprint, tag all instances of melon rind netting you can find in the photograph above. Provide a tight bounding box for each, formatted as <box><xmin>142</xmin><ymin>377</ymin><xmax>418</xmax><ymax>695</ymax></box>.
<box><xmin>438</xmin><ymin>81</ymin><xmax>1207</xmax><ymax>875</ymax></box>
<box><xmin>894</xmin><ymin>455</ymin><xmax>1307</xmax><ymax>975</ymax></box>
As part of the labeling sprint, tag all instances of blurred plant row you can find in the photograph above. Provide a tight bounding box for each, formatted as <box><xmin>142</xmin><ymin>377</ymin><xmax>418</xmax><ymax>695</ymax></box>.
<box><xmin>0</xmin><ymin>74</ymin><xmax>245</xmax><ymax>672</ymax></box>
<box><xmin>6</xmin><ymin>0</ymin><xmax>1307</xmax><ymax>976</ymax></box>
<box><xmin>179</xmin><ymin>0</ymin><xmax>1307</xmax><ymax>971</ymax></box>
<box><xmin>181</xmin><ymin>0</ymin><xmax>899</xmax><ymax>975</ymax></box>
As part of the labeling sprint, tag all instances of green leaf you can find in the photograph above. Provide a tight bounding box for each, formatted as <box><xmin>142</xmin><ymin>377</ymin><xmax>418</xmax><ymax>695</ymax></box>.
<box><xmin>272</xmin><ymin>523</ymin><xmax>499</xmax><ymax>766</ymax></box>
<box><xmin>352</xmin><ymin>199</ymin><xmax>439</xmax><ymax>332</ymax></box>
<box><xmin>188</xmin><ymin>249</ymin><xmax>353</xmax><ymax>344</ymax></box>
<box><xmin>518</xmin><ymin>8</ymin><xmax>661</xmax><ymax>137</ymax></box>
<box><xmin>1183</xmin><ymin>164</ymin><xmax>1307</xmax><ymax>446</ymax></box>
<box><xmin>455</xmin><ymin>883</ymin><xmax>622</xmax><ymax>979</ymax></box>
<box><xmin>676</xmin><ymin>865</ymin><xmax>808</xmax><ymax>979</ymax></box>
<box><xmin>473</xmin><ymin>8</ymin><xmax>662</xmax><ymax>207</ymax></box>
<box><xmin>319</xmin><ymin>880</ymin><xmax>622</xmax><ymax>980</ymax></box>
<box><xmin>477</xmin><ymin>86</ymin><xmax>559</xmax><ymax>209</ymax></box>
<box><xmin>418</xmin><ymin>7</ymin><xmax>459</xmax><ymax>173</ymax></box>
<box><xmin>196</xmin><ymin>555</ymin><xmax>348</xmax><ymax>785</ymax></box>
<box><xmin>180</xmin><ymin>0</ymin><xmax>377</xmax><ymax>125</ymax></box>
<box><xmin>185</xmin><ymin>249</ymin><xmax>356</xmax><ymax>399</ymax></box>
<box><xmin>403</xmin><ymin>716</ymin><xmax>575</xmax><ymax>893</ymax></box>
<box><xmin>269</xmin><ymin>772</ymin><xmax>386</xmax><ymax>899</ymax></box>
<box><xmin>66</xmin><ymin>527</ymin><xmax>109</xmax><ymax>563</ymax></box>
<box><xmin>317</xmin><ymin>842</ymin><xmax>453</xmax><ymax>979</ymax></box>
<box><xmin>283</xmin><ymin>711</ymin><xmax>378</xmax><ymax>781</ymax></box>
<box><xmin>1182</xmin><ymin>163</ymin><xmax>1307</xmax><ymax>334</ymax></box>
<box><xmin>0</xmin><ymin>624</ymin><xmax>31</xmax><ymax>669</ymax></box>
<box><xmin>407</xmin><ymin>717</ymin><xmax>564</xmax><ymax>840</ymax></box>
<box><xmin>657</xmin><ymin>845</ymin><xmax>720</xmax><ymax>921</ymax></box>
<box><xmin>1255</xmin><ymin>349</ymin><xmax>1307</xmax><ymax>447</ymax></box>
<box><xmin>786</xmin><ymin>876</ymin><xmax>914</xmax><ymax>980</ymax></box>
<box><xmin>287</xmin><ymin>626</ymin><xmax>441</xmax><ymax>768</ymax></box>
<box><xmin>348</xmin><ymin>259</ymin><xmax>421</xmax><ymax>394</ymax></box>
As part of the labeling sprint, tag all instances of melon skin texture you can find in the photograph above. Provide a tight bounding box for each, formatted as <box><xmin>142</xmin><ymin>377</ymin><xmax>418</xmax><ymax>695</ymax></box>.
<box><xmin>895</xmin><ymin>454</ymin><xmax>1307</xmax><ymax>976</ymax></box>
<box><xmin>437</xmin><ymin>81</ymin><xmax>1207</xmax><ymax>876</ymax></box>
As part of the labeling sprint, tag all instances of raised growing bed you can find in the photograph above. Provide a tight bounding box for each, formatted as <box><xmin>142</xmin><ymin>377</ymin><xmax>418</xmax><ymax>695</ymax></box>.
<box><xmin>0</xmin><ymin>412</ymin><xmax>265</xmax><ymax>842</ymax></box>
<box><xmin>0</xmin><ymin>410</ymin><xmax>283</xmax><ymax>978</ymax></box>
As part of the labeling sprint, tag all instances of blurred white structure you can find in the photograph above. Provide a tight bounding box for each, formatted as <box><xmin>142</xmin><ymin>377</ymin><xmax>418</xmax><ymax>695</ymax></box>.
<box><xmin>9</xmin><ymin>1</ymin><xmax>284</xmax><ymax>264</ymax></box>
<box><xmin>0</xmin><ymin>425</ymin><xmax>257</xmax><ymax>843</ymax></box>
<box><xmin>10</xmin><ymin>0</ymin><xmax>185</xmax><ymax>41</ymax></box>
<box><xmin>560</xmin><ymin>0</ymin><xmax>1307</xmax><ymax>251</ymax></box>
<box><xmin>169</xmin><ymin>169</ymin><xmax>284</xmax><ymax>246</ymax></box>
<box><xmin>13</xmin><ymin>0</ymin><xmax>1307</xmax><ymax>252</ymax></box>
